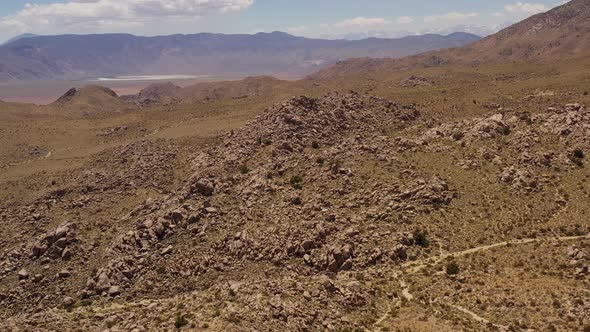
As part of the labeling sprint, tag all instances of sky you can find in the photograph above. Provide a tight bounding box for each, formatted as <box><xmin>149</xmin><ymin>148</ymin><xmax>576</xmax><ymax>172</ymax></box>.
<box><xmin>0</xmin><ymin>0</ymin><xmax>570</xmax><ymax>42</ymax></box>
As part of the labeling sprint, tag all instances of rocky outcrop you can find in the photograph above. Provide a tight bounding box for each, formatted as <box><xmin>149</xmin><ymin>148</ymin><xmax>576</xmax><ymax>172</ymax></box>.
<box><xmin>31</xmin><ymin>222</ymin><xmax>77</xmax><ymax>260</ymax></box>
<box><xmin>400</xmin><ymin>75</ymin><xmax>434</xmax><ymax>87</ymax></box>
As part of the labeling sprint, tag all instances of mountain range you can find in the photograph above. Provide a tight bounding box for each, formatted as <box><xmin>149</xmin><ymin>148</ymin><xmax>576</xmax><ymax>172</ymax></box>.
<box><xmin>0</xmin><ymin>31</ymin><xmax>480</xmax><ymax>81</ymax></box>
<box><xmin>0</xmin><ymin>33</ymin><xmax>38</xmax><ymax>45</ymax></box>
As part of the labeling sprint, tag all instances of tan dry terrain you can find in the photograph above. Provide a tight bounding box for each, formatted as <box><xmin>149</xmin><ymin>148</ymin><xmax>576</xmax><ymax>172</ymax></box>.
<box><xmin>1</xmin><ymin>1</ymin><xmax>590</xmax><ymax>331</ymax></box>
<box><xmin>0</xmin><ymin>57</ymin><xmax>589</xmax><ymax>331</ymax></box>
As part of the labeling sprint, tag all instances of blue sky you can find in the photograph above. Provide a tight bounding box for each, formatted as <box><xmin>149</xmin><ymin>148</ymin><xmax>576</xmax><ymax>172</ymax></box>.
<box><xmin>0</xmin><ymin>0</ymin><xmax>569</xmax><ymax>42</ymax></box>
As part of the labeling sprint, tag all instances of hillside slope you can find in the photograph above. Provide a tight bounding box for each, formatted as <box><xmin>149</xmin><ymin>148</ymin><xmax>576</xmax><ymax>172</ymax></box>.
<box><xmin>125</xmin><ymin>76</ymin><xmax>291</xmax><ymax>105</ymax></box>
<box><xmin>456</xmin><ymin>0</ymin><xmax>590</xmax><ymax>61</ymax></box>
<box><xmin>311</xmin><ymin>0</ymin><xmax>590</xmax><ymax>79</ymax></box>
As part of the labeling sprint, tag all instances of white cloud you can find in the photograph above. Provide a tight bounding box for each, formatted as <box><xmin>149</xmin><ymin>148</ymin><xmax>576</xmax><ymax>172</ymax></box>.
<box><xmin>397</xmin><ymin>16</ymin><xmax>414</xmax><ymax>24</ymax></box>
<box><xmin>424</xmin><ymin>12</ymin><xmax>479</xmax><ymax>23</ymax></box>
<box><xmin>423</xmin><ymin>24</ymin><xmax>505</xmax><ymax>37</ymax></box>
<box><xmin>286</xmin><ymin>25</ymin><xmax>308</xmax><ymax>34</ymax></box>
<box><xmin>333</xmin><ymin>17</ymin><xmax>390</xmax><ymax>29</ymax></box>
<box><xmin>0</xmin><ymin>0</ymin><xmax>253</xmax><ymax>34</ymax></box>
<box><xmin>504</xmin><ymin>2</ymin><xmax>546</xmax><ymax>14</ymax></box>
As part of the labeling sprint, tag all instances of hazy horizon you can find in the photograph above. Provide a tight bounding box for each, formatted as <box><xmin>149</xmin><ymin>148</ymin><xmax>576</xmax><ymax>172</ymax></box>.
<box><xmin>0</xmin><ymin>0</ymin><xmax>567</xmax><ymax>43</ymax></box>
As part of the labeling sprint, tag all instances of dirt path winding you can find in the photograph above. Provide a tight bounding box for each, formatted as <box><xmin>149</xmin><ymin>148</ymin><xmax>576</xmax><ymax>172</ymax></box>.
<box><xmin>370</xmin><ymin>234</ymin><xmax>588</xmax><ymax>331</ymax></box>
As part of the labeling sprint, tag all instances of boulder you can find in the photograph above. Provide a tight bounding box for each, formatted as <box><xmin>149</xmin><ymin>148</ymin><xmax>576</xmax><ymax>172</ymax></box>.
<box><xmin>193</xmin><ymin>179</ymin><xmax>215</xmax><ymax>196</ymax></box>
<box><xmin>18</xmin><ymin>269</ymin><xmax>29</xmax><ymax>280</ymax></box>
<box><xmin>161</xmin><ymin>245</ymin><xmax>173</xmax><ymax>255</ymax></box>
<box><xmin>58</xmin><ymin>269</ymin><xmax>71</xmax><ymax>278</ymax></box>
<box><xmin>108</xmin><ymin>286</ymin><xmax>121</xmax><ymax>297</ymax></box>
<box><xmin>63</xmin><ymin>297</ymin><xmax>75</xmax><ymax>309</ymax></box>
<box><xmin>95</xmin><ymin>272</ymin><xmax>111</xmax><ymax>293</ymax></box>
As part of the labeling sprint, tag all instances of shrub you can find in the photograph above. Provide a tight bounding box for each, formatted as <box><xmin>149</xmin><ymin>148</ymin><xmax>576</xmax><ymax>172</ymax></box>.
<box><xmin>256</xmin><ymin>136</ymin><xmax>272</xmax><ymax>146</ymax></box>
<box><xmin>571</xmin><ymin>149</ymin><xmax>585</xmax><ymax>167</ymax></box>
<box><xmin>518</xmin><ymin>112</ymin><xmax>532</xmax><ymax>125</ymax></box>
<box><xmin>175</xmin><ymin>313</ymin><xmax>188</xmax><ymax>329</ymax></box>
<box><xmin>80</xmin><ymin>299</ymin><xmax>93</xmax><ymax>307</ymax></box>
<box><xmin>446</xmin><ymin>261</ymin><xmax>460</xmax><ymax>275</ymax></box>
<box><xmin>290</xmin><ymin>175</ymin><xmax>303</xmax><ymax>185</ymax></box>
<box><xmin>290</xmin><ymin>175</ymin><xmax>303</xmax><ymax>190</ymax></box>
<box><xmin>413</xmin><ymin>229</ymin><xmax>429</xmax><ymax>247</ymax></box>
<box><xmin>239</xmin><ymin>165</ymin><xmax>250</xmax><ymax>174</ymax></box>
<box><xmin>316</xmin><ymin>157</ymin><xmax>325</xmax><ymax>165</ymax></box>
<box><xmin>311</xmin><ymin>141</ymin><xmax>320</xmax><ymax>149</ymax></box>
<box><xmin>451</xmin><ymin>131</ymin><xmax>464</xmax><ymax>141</ymax></box>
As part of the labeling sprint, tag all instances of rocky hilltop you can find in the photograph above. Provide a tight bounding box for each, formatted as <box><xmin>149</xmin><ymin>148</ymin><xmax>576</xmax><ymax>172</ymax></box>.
<box><xmin>52</xmin><ymin>85</ymin><xmax>133</xmax><ymax>114</ymax></box>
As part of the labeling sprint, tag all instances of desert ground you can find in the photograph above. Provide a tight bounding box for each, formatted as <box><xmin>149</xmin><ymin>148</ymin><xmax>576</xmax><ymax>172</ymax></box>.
<box><xmin>0</xmin><ymin>52</ymin><xmax>589</xmax><ymax>331</ymax></box>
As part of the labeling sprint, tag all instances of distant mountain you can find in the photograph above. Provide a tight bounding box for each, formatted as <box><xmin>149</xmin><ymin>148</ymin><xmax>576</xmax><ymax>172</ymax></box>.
<box><xmin>311</xmin><ymin>0</ymin><xmax>590</xmax><ymax>79</ymax></box>
<box><xmin>2</xmin><ymin>33</ymin><xmax>38</xmax><ymax>45</ymax></box>
<box><xmin>0</xmin><ymin>31</ymin><xmax>480</xmax><ymax>80</ymax></box>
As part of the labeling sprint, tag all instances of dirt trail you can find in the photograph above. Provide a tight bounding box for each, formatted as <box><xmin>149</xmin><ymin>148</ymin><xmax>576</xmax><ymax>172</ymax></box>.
<box><xmin>450</xmin><ymin>304</ymin><xmax>509</xmax><ymax>330</ymax></box>
<box><xmin>0</xmin><ymin>150</ymin><xmax>53</xmax><ymax>171</ymax></box>
<box><xmin>370</xmin><ymin>234</ymin><xmax>589</xmax><ymax>331</ymax></box>
<box><xmin>402</xmin><ymin>235</ymin><xmax>587</xmax><ymax>274</ymax></box>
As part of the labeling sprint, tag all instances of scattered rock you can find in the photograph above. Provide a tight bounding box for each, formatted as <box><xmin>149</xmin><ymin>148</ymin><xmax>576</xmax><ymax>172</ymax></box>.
<box><xmin>62</xmin><ymin>297</ymin><xmax>75</xmax><ymax>309</ymax></box>
<box><xmin>17</xmin><ymin>269</ymin><xmax>29</xmax><ymax>280</ymax></box>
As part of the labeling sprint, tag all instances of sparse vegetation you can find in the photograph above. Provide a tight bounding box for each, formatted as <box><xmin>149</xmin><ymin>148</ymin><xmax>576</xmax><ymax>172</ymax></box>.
<box><xmin>175</xmin><ymin>313</ymin><xmax>188</xmax><ymax>329</ymax></box>
<box><xmin>290</xmin><ymin>175</ymin><xmax>303</xmax><ymax>190</ymax></box>
<box><xmin>257</xmin><ymin>136</ymin><xmax>272</xmax><ymax>146</ymax></box>
<box><xmin>571</xmin><ymin>149</ymin><xmax>585</xmax><ymax>166</ymax></box>
<box><xmin>239</xmin><ymin>165</ymin><xmax>250</xmax><ymax>174</ymax></box>
<box><xmin>446</xmin><ymin>261</ymin><xmax>460</xmax><ymax>275</ymax></box>
<box><xmin>413</xmin><ymin>229</ymin><xmax>430</xmax><ymax>248</ymax></box>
